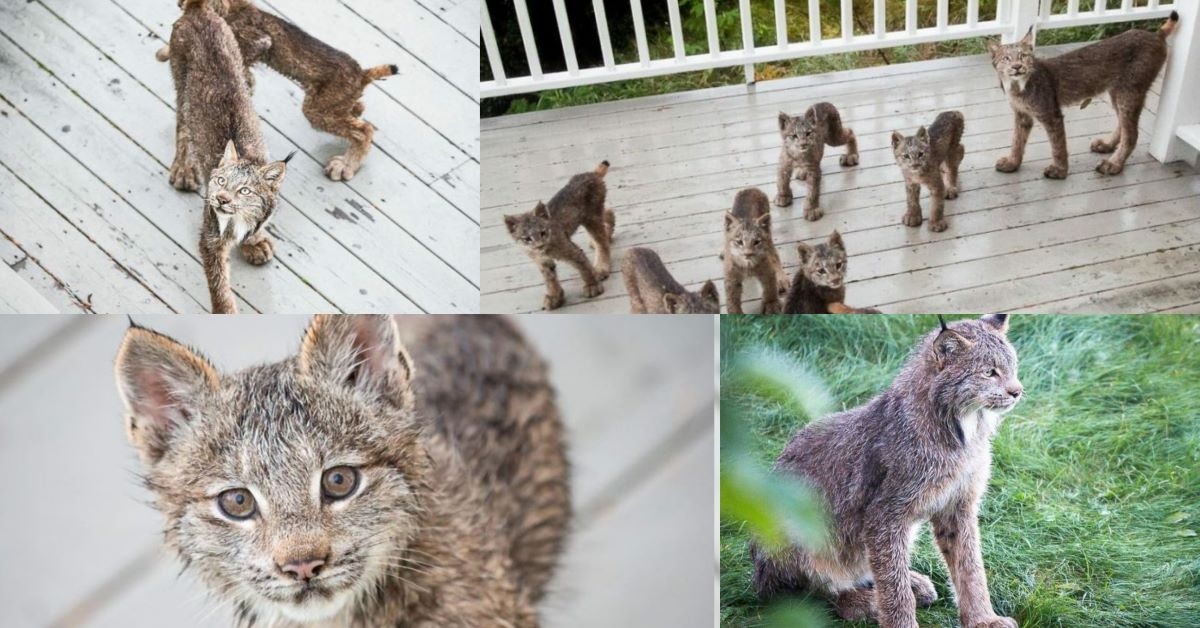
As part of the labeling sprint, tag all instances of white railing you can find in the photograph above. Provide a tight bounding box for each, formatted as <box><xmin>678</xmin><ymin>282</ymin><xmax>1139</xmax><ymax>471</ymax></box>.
<box><xmin>480</xmin><ymin>0</ymin><xmax>1178</xmax><ymax>99</ymax></box>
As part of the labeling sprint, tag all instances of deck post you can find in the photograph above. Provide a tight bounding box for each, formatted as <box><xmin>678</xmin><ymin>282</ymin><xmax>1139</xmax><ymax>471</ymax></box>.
<box><xmin>1004</xmin><ymin>0</ymin><xmax>1041</xmax><ymax>43</ymax></box>
<box><xmin>1150</xmin><ymin>0</ymin><xmax>1200</xmax><ymax>164</ymax></box>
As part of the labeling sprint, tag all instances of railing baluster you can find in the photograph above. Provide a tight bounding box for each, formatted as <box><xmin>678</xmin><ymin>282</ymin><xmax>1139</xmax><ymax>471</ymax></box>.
<box><xmin>512</xmin><ymin>0</ymin><xmax>541</xmax><ymax>79</ymax></box>
<box><xmin>1068</xmin><ymin>0</ymin><xmax>1079</xmax><ymax>18</ymax></box>
<box><xmin>704</xmin><ymin>0</ymin><xmax>720</xmax><ymax>55</ymax></box>
<box><xmin>968</xmin><ymin>0</ymin><xmax>979</xmax><ymax>28</ymax></box>
<box><xmin>1150</xmin><ymin>0</ymin><xmax>1160</xmax><ymax>9</ymax></box>
<box><xmin>906</xmin><ymin>0</ymin><xmax>917</xmax><ymax>35</ymax></box>
<box><xmin>938</xmin><ymin>0</ymin><xmax>949</xmax><ymax>31</ymax></box>
<box><xmin>1040</xmin><ymin>0</ymin><xmax>1052</xmax><ymax>22</ymax></box>
<box><xmin>740</xmin><ymin>0</ymin><xmax>754</xmax><ymax>51</ymax></box>
<box><xmin>1121</xmin><ymin>0</ymin><xmax>1132</xmax><ymax>12</ymax></box>
<box><xmin>550</xmin><ymin>0</ymin><xmax>577</xmax><ymax>75</ymax></box>
<box><xmin>1097</xmin><ymin>0</ymin><xmax>1107</xmax><ymax>16</ymax></box>
<box><xmin>808</xmin><ymin>0</ymin><xmax>821</xmax><ymax>43</ymax></box>
<box><xmin>668</xmin><ymin>0</ymin><xmax>685</xmax><ymax>60</ymax></box>
<box><xmin>841</xmin><ymin>0</ymin><xmax>853</xmax><ymax>41</ymax></box>
<box><xmin>874</xmin><ymin>0</ymin><xmax>886</xmax><ymax>37</ymax></box>
<box><xmin>775</xmin><ymin>0</ymin><xmax>788</xmax><ymax>47</ymax></box>
<box><xmin>480</xmin><ymin>0</ymin><xmax>505</xmax><ymax>84</ymax></box>
<box><xmin>630</xmin><ymin>0</ymin><xmax>650</xmax><ymax>66</ymax></box>
<box><xmin>591</xmin><ymin>0</ymin><xmax>614</xmax><ymax>69</ymax></box>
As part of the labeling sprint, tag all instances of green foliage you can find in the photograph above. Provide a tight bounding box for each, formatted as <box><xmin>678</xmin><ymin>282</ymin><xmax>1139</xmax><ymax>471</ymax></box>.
<box><xmin>720</xmin><ymin>315</ymin><xmax>1200</xmax><ymax>627</ymax></box>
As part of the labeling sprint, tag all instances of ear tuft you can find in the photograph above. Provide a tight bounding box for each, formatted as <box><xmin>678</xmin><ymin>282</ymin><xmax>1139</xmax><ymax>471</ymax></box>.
<box><xmin>258</xmin><ymin>159</ymin><xmax>288</xmax><ymax>189</ymax></box>
<box><xmin>297</xmin><ymin>315</ymin><xmax>414</xmax><ymax>410</ymax></box>
<box><xmin>981</xmin><ymin>313</ymin><xmax>1010</xmax><ymax>333</ymax></box>
<box><xmin>114</xmin><ymin>326</ymin><xmax>220</xmax><ymax>465</ymax></box>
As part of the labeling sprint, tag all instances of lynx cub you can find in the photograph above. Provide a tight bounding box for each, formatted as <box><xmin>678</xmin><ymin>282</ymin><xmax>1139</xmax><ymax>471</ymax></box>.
<box><xmin>752</xmin><ymin>315</ymin><xmax>1023</xmax><ymax>628</ymax></box>
<box><xmin>775</xmin><ymin>103</ymin><xmax>860</xmax><ymax>220</ymax></box>
<box><xmin>115</xmin><ymin>315</ymin><xmax>570</xmax><ymax>626</ymax></box>
<box><xmin>723</xmin><ymin>188</ymin><xmax>789</xmax><ymax>315</ymax></box>
<box><xmin>782</xmin><ymin>231</ymin><xmax>880</xmax><ymax>314</ymax></box>
<box><xmin>988</xmin><ymin>14</ymin><xmax>1178</xmax><ymax>178</ymax></box>
<box><xmin>891</xmin><ymin>111</ymin><xmax>965</xmax><ymax>233</ymax></box>
<box><xmin>504</xmin><ymin>161</ymin><xmax>616</xmax><ymax>311</ymax></box>
<box><xmin>623</xmin><ymin>247</ymin><xmax>719</xmax><ymax>314</ymax></box>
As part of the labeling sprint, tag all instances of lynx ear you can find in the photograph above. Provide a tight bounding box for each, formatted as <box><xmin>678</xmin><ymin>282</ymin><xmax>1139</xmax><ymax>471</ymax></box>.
<box><xmin>297</xmin><ymin>315</ymin><xmax>414</xmax><ymax>411</ymax></box>
<box><xmin>662</xmin><ymin>293</ymin><xmax>682</xmax><ymax>314</ymax></box>
<box><xmin>700</xmin><ymin>280</ymin><xmax>720</xmax><ymax>308</ymax></box>
<box><xmin>797</xmin><ymin>241</ymin><xmax>814</xmax><ymax>264</ymax></box>
<box><xmin>258</xmin><ymin>158</ymin><xmax>289</xmax><ymax>191</ymax></box>
<box><xmin>981</xmin><ymin>313</ymin><xmax>1010</xmax><ymax>334</ymax></box>
<box><xmin>804</xmin><ymin>108</ymin><xmax>816</xmax><ymax>122</ymax></box>
<box><xmin>504</xmin><ymin>214</ymin><xmax>519</xmax><ymax>235</ymax></box>
<box><xmin>755</xmin><ymin>213</ymin><xmax>771</xmax><ymax>229</ymax></box>
<box><xmin>218</xmin><ymin>140</ymin><xmax>240</xmax><ymax>169</ymax></box>
<box><xmin>891</xmin><ymin>131</ymin><xmax>903</xmax><ymax>149</ymax></box>
<box><xmin>777</xmin><ymin>112</ymin><xmax>790</xmax><ymax>131</ymax></box>
<box><xmin>916</xmin><ymin>126</ymin><xmax>928</xmax><ymax>141</ymax></box>
<box><xmin>931</xmin><ymin>318</ymin><xmax>974</xmax><ymax>367</ymax></box>
<box><xmin>828</xmin><ymin>230</ymin><xmax>844</xmax><ymax>250</ymax></box>
<box><xmin>1019</xmin><ymin>26</ymin><xmax>1035</xmax><ymax>48</ymax></box>
<box><xmin>724</xmin><ymin>212</ymin><xmax>735</xmax><ymax>230</ymax></box>
<box><xmin>114</xmin><ymin>324</ymin><xmax>220</xmax><ymax>465</ymax></box>
<box><xmin>985</xmin><ymin>38</ymin><xmax>1000</xmax><ymax>57</ymax></box>
<box><xmin>533</xmin><ymin>201</ymin><xmax>550</xmax><ymax>219</ymax></box>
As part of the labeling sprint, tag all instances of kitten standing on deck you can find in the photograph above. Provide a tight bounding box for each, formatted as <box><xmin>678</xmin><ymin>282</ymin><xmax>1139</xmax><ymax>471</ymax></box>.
<box><xmin>166</xmin><ymin>0</ymin><xmax>293</xmax><ymax>313</ymax></box>
<box><xmin>891</xmin><ymin>111</ymin><xmax>965</xmax><ymax>233</ymax></box>
<box><xmin>114</xmin><ymin>315</ymin><xmax>570</xmax><ymax>626</ymax></box>
<box><xmin>505</xmin><ymin>161</ymin><xmax>616</xmax><ymax>311</ymax></box>
<box><xmin>723</xmin><ymin>188</ymin><xmax>790</xmax><ymax>314</ymax></box>
<box><xmin>624</xmin><ymin>247</ymin><xmax>720</xmax><ymax>314</ymax></box>
<box><xmin>775</xmin><ymin>103</ymin><xmax>860</xmax><ymax>220</ymax></box>
<box><xmin>158</xmin><ymin>0</ymin><xmax>398</xmax><ymax>181</ymax></box>
<box><xmin>988</xmin><ymin>13</ymin><xmax>1178</xmax><ymax>179</ymax></box>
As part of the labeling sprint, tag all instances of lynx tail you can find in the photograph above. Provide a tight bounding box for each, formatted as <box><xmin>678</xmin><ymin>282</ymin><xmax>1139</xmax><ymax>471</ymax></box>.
<box><xmin>1160</xmin><ymin>11</ymin><xmax>1180</xmax><ymax>38</ymax></box>
<box><xmin>362</xmin><ymin>64</ymin><xmax>400</xmax><ymax>86</ymax></box>
<box><xmin>594</xmin><ymin>160</ymin><xmax>610</xmax><ymax>177</ymax></box>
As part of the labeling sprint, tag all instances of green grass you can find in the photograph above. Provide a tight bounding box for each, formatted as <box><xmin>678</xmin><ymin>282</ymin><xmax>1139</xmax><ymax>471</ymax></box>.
<box><xmin>720</xmin><ymin>315</ymin><xmax>1200</xmax><ymax>628</ymax></box>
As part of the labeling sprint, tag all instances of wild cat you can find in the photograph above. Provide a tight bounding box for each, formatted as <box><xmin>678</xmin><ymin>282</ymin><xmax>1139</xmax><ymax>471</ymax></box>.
<box><xmin>775</xmin><ymin>103</ymin><xmax>860</xmax><ymax>220</ymax></box>
<box><xmin>623</xmin><ymin>247</ymin><xmax>720</xmax><ymax>314</ymax></box>
<box><xmin>114</xmin><ymin>315</ymin><xmax>570</xmax><ymax>626</ymax></box>
<box><xmin>782</xmin><ymin>230</ymin><xmax>881</xmax><ymax>314</ymax></box>
<box><xmin>165</xmin><ymin>0</ymin><xmax>292</xmax><ymax>313</ymax></box>
<box><xmin>157</xmin><ymin>0</ymin><xmax>398</xmax><ymax>180</ymax></box>
<box><xmin>752</xmin><ymin>315</ymin><xmax>1023</xmax><ymax>628</ymax></box>
<box><xmin>891</xmin><ymin>111</ymin><xmax>965</xmax><ymax>233</ymax></box>
<box><xmin>988</xmin><ymin>13</ymin><xmax>1178</xmax><ymax>178</ymax></box>
<box><xmin>723</xmin><ymin>188</ymin><xmax>789</xmax><ymax>314</ymax></box>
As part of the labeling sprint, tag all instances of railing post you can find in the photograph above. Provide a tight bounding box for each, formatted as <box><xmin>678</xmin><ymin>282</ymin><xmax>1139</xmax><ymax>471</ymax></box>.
<box><xmin>1151</xmin><ymin>0</ymin><xmax>1200</xmax><ymax>163</ymax></box>
<box><xmin>1004</xmin><ymin>0</ymin><xmax>1041</xmax><ymax>43</ymax></box>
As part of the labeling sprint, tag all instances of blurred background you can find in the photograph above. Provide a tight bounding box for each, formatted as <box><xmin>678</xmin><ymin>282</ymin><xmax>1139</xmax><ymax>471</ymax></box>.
<box><xmin>0</xmin><ymin>315</ymin><xmax>715</xmax><ymax>627</ymax></box>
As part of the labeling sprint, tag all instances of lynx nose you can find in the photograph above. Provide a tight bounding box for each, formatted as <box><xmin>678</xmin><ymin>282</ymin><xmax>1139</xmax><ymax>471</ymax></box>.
<box><xmin>279</xmin><ymin>556</ymin><xmax>326</xmax><ymax>582</ymax></box>
<box><xmin>215</xmin><ymin>190</ymin><xmax>233</xmax><ymax>205</ymax></box>
<box><xmin>1006</xmin><ymin>383</ymin><xmax>1024</xmax><ymax>398</ymax></box>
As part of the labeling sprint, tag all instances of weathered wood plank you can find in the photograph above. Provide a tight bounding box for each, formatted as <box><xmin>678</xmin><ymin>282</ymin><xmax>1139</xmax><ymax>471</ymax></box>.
<box><xmin>1041</xmin><ymin>271</ymin><xmax>1200</xmax><ymax>313</ymax></box>
<box><xmin>412</xmin><ymin>0</ymin><xmax>478</xmax><ymax>46</ymax></box>
<box><xmin>0</xmin><ymin>257</ymin><xmax>56</xmax><ymax>314</ymax></box>
<box><xmin>0</xmin><ymin>236</ymin><xmax>84</xmax><ymax>313</ymax></box>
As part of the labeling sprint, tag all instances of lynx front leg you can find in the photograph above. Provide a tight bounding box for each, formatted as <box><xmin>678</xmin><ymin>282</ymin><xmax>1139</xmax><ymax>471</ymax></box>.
<box><xmin>866</xmin><ymin>523</ymin><xmax>919</xmax><ymax>628</ymax></box>
<box><xmin>725</xmin><ymin>269</ymin><xmax>745</xmax><ymax>314</ymax></box>
<box><xmin>199</xmin><ymin>219</ymin><xmax>237</xmax><ymax>314</ymax></box>
<box><xmin>804</xmin><ymin>170</ymin><xmax>823</xmax><ymax>221</ymax></box>
<box><xmin>995</xmin><ymin>112</ymin><xmax>1032</xmax><ymax>173</ymax></box>
<box><xmin>901</xmin><ymin>180</ymin><xmax>923</xmax><ymax>228</ymax></box>
<box><xmin>932</xmin><ymin>496</ymin><xmax>1016</xmax><ymax>628</ymax></box>
<box><xmin>239</xmin><ymin>230</ymin><xmax>275</xmax><ymax>266</ymax></box>
<box><xmin>1041</xmin><ymin>110</ymin><xmax>1070</xmax><ymax>179</ymax></box>
<box><xmin>774</xmin><ymin>154</ymin><xmax>795</xmax><ymax>207</ymax></box>
<box><xmin>927</xmin><ymin>176</ymin><xmax>948</xmax><ymax>232</ymax></box>
<box><xmin>758</xmin><ymin>261</ymin><xmax>784</xmax><ymax>315</ymax></box>
<box><xmin>534</xmin><ymin>256</ymin><xmax>565</xmax><ymax>311</ymax></box>
<box><xmin>560</xmin><ymin>240</ymin><xmax>604</xmax><ymax>299</ymax></box>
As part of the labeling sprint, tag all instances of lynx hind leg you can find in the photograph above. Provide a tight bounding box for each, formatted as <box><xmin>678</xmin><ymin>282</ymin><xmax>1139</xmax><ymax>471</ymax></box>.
<box><xmin>304</xmin><ymin>89</ymin><xmax>375</xmax><ymax>181</ymax></box>
<box><xmin>1098</xmin><ymin>93</ymin><xmax>1144</xmax><ymax>175</ymax></box>
<box><xmin>909</xmin><ymin>570</ymin><xmax>938</xmax><ymax>607</ymax></box>
<box><xmin>818</xmin><ymin>105</ymin><xmax>858</xmax><ymax>166</ymax></box>
<box><xmin>750</xmin><ymin>542</ymin><xmax>813</xmax><ymax>601</ymax></box>
<box><xmin>604</xmin><ymin>208</ymin><xmax>616</xmax><ymax>240</ymax></box>
<box><xmin>943</xmin><ymin>144</ymin><xmax>964</xmax><ymax>199</ymax></box>
<box><xmin>1091</xmin><ymin>92</ymin><xmax>1123</xmax><ymax>154</ymax></box>
<box><xmin>834</xmin><ymin>586</ymin><xmax>879</xmax><ymax>621</ymax></box>
<box><xmin>584</xmin><ymin>218</ymin><xmax>613</xmax><ymax>280</ymax></box>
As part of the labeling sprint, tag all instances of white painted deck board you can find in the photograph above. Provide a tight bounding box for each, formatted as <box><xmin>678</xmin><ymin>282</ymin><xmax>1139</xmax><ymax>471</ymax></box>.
<box><xmin>482</xmin><ymin>52</ymin><xmax>1198</xmax><ymax>314</ymax></box>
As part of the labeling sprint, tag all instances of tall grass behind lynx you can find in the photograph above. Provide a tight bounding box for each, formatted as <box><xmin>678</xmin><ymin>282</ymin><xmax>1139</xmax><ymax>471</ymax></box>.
<box><xmin>720</xmin><ymin>315</ymin><xmax>1200</xmax><ymax>628</ymax></box>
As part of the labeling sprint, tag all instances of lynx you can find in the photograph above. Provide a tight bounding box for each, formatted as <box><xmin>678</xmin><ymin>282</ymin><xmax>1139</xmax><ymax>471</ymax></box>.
<box><xmin>752</xmin><ymin>314</ymin><xmax>1023</xmax><ymax>628</ymax></box>
<box><xmin>891</xmin><ymin>111</ymin><xmax>966</xmax><ymax>232</ymax></box>
<box><xmin>782</xmin><ymin>231</ymin><xmax>880</xmax><ymax>314</ymax></box>
<box><xmin>158</xmin><ymin>0</ymin><xmax>398</xmax><ymax>180</ymax></box>
<box><xmin>623</xmin><ymin>247</ymin><xmax>719</xmax><ymax>314</ymax></box>
<box><xmin>987</xmin><ymin>13</ymin><xmax>1178</xmax><ymax>178</ymax></box>
<box><xmin>775</xmin><ymin>103</ymin><xmax>860</xmax><ymax>221</ymax></box>
<box><xmin>723</xmin><ymin>188</ymin><xmax>789</xmax><ymax>314</ymax></box>
<box><xmin>114</xmin><ymin>315</ymin><xmax>570</xmax><ymax>626</ymax></box>
<box><xmin>504</xmin><ymin>161</ymin><xmax>616</xmax><ymax>311</ymax></box>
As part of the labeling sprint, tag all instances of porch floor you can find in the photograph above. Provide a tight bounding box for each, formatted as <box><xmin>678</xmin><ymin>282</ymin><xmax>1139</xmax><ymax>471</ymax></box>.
<box><xmin>481</xmin><ymin>48</ymin><xmax>1200</xmax><ymax>314</ymax></box>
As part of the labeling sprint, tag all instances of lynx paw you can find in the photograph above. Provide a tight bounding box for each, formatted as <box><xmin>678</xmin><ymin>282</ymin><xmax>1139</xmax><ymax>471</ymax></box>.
<box><xmin>325</xmin><ymin>155</ymin><xmax>359</xmax><ymax>181</ymax></box>
<box><xmin>1096</xmin><ymin>159</ymin><xmax>1124</xmax><ymax>175</ymax></box>
<box><xmin>902</xmin><ymin>212</ymin><xmax>923</xmax><ymax>228</ymax></box>
<box><xmin>1043</xmin><ymin>164</ymin><xmax>1068</xmax><ymax>179</ymax></box>
<box><xmin>840</xmin><ymin>153</ymin><xmax>859</xmax><ymax>167</ymax></box>
<box><xmin>776</xmin><ymin>278</ymin><xmax>790</xmax><ymax>296</ymax></box>
<box><xmin>910</xmin><ymin>571</ymin><xmax>938</xmax><ymax>608</ymax></box>
<box><xmin>804</xmin><ymin>206</ymin><xmax>824</xmax><ymax>221</ymax></box>
<box><xmin>583</xmin><ymin>282</ymin><xmax>605</xmax><ymax>298</ymax></box>
<box><xmin>169</xmin><ymin>159</ymin><xmax>201</xmax><ymax>191</ymax></box>
<box><xmin>995</xmin><ymin>156</ymin><xmax>1020</xmax><ymax>173</ymax></box>
<box><xmin>240</xmin><ymin>237</ymin><xmax>275</xmax><ymax>266</ymax></box>
<box><xmin>595</xmin><ymin>266</ymin><xmax>611</xmax><ymax>281</ymax></box>
<box><xmin>929</xmin><ymin>218</ymin><xmax>949</xmax><ymax>232</ymax></box>
<box><xmin>1090</xmin><ymin>138</ymin><xmax>1117</xmax><ymax>154</ymax></box>
<box><xmin>945</xmin><ymin>186</ymin><xmax>959</xmax><ymax>200</ymax></box>
<box><xmin>542</xmin><ymin>291</ymin><xmax>565</xmax><ymax>311</ymax></box>
<box><xmin>773</xmin><ymin>193</ymin><xmax>793</xmax><ymax>207</ymax></box>
<box><xmin>761</xmin><ymin>300</ymin><xmax>782</xmax><ymax>315</ymax></box>
<box><xmin>155</xmin><ymin>46</ymin><xmax>170</xmax><ymax>62</ymax></box>
<box><xmin>968</xmin><ymin>616</ymin><xmax>1018</xmax><ymax>628</ymax></box>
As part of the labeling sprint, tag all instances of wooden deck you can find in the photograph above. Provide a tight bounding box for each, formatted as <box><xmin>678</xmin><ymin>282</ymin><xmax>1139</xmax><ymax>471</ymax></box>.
<box><xmin>0</xmin><ymin>315</ymin><xmax>715</xmax><ymax>627</ymax></box>
<box><xmin>0</xmin><ymin>0</ymin><xmax>479</xmax><ymax>313</ymax></box>
<box><xmin>481</xmin><ymin>48</ymin><xmax>1200</xmax><ymax>314</ymax></box>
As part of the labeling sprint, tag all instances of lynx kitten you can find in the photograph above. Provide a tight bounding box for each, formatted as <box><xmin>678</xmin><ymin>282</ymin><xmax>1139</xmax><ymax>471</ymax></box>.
<box><xmin>623</xmin><ymin>247</ymin><xmax>719</xmax><ymax>314</ymax></box>
<box><xmin>782</xmin><ymin>231</ymin><xmax>880</xmax><ymax>314</ymax></box>
<box><xmin>775</xmin><ymin>103</ymin><xmax>860</xmax><ymax>220</ymax></box>
<box><xmin>723</xmin><ymin>188</ymin><xmax>789</xmax><ymax>314</ymax></box>
<box><xmin>891</xmin><ymin>111</ymin><xmax>965</xmax><ymax>233</ymax></box>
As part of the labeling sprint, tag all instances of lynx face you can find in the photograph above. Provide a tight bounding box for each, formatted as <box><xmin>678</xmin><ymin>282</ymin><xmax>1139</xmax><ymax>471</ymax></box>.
<box><xmin>928</xmin><ymin>315</ymin><xmax>1024</xmax><ymax>421</ymax></box>
<box><xmin>797</xmin><ymin>231</ymin><xmax>847</xmax><ymax>290</ymax></box>
<box><xmin>892</xmin><ymin>127</ymin><xmax>935</xmax><ymax>172</ymax></box>
<box><xmin>987</xmin><ymin>32</ymin><xmax>1037</xmax><ymax>87</ymax></box>
<box><xmin>724</xmin><ymin>213</ymin><xmax>772</xmax><ymax>265</ymax></box>
<box><xmin>779</xmin><ymin>111</ymin><xmax>820</xmax><ymax>159</ymax></box>
<box><xmin>206</xmin><ymin>141</ymin><xmax>290</xmax><ymax>240</ymax></box>
<box><xmin>505</xmin><ymin>203</ymin><xmax>555</xmax><ymax>253</ymax></box>
<box><xmin>116</xmin><ymin>316</ymin><xmax>425</xmax><ymax>624</ymax></box>
<box><xmin>663</xmin><ymin>281</ymin><xmax>720</xmax><ymax>314</ymax></box>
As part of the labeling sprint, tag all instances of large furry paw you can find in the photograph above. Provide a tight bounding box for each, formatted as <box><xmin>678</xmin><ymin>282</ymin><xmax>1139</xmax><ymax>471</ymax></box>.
<box><xmin>1096</xmin><ymin>159</ymin><xmax>1124</xmax><ymax>175</ymax></box>
<box><xmin>968</xmin><ymin>616</ymin><xmax>1018</xmax><ymax>628</ymax></box>
<box><xmin>995</xmin><ymin>156</ymin><xmax>1021</xmax><ymax>173</ymax></box>
<box><xmin>583</xmin><ymin>282</ymin><xmax>605</xmax><ymax>298</ymax></box>
<box><xmin>1090</xmin><ymin>138</ymin><xmax>1117</xmax><ymax>154</ymax></box>
<box><xmin>776</xmin><ymin>277</ymin><xmax>790</xmax><ymax>296</ymax></box>
<box><xmin>804</xmin><ymin>206</ymin><xmax>824</xmax><ymax>221</ymax></box>
<box><xmin>910</xmin><ymin>571</ymin><xmax>938</xmax><ymax>608</ymax></box>
<box><xmin>840</xmin><ymin>152</ymin><xmax>859</xmax><ymax>167</ymax></box>
<box><xmin>902</xmin><ymin>212</ymin><xmax>923</xmax><ymax>228</ymax></box>
<box><xmin>240</xmin><ymin>237</ymin><xmax>275</xmax><ymax>266</ymax></box>
<box><xmin>761</xmin><ymin>300</ymin><xmax>782</xmax><ymax>315</ymax></box>
<box><xmin>542</xmin><ymin>291</ymin><xmax>565</xmax><ymax>310</ymax></box>
<box><xmin>324</xmin><ymin>155</ymin><xmax>359</xmax><ymax>181</ymax></box>
<box><xmin>773</xmin><ymin>193</ymin><xmax>793</xmax><ymax>208</ymax></box>
<box><xmin>1043</xmin><ymin>163</ymin><xmax>1068</xmax><ymax>179</ymax></box>
<box><xmin>595</xmin><ymin>265</ymin><xmax>611</xmax><ymax>281</ymax></box>
<box><xmin>155</xmin><ymin>46</ymin><xmax>170</xmax><ymax>62</ymax></box>
<box><xmin>169</xmin><ymin>159</ymin><xmax>201</xmax><ymax>191</ymax></box>
<box><xmin>945</xmin><ymin>186</ymin><xmax>959</xmax><ymax>200</ymax></box>
<box><xmin>929</xmin><ymin>218</ymin><xmax>949</xmax><ymax>232</ymax></box>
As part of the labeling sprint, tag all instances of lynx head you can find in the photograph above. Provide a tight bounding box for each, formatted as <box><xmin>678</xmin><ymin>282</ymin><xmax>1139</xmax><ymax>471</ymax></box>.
<box><xmin>663</xmin><ymin>280</ymin><xmax>720</xmax><ymax>314</ymax></box>
<box><xmin>891</xmin><ymin>126</ymin><xmax>935</xmax><ymax>171</ymax></box>
<box><xmin>917</xmin><ymin>315</ymin><xmax>1024</xmax><ymax>434</ymax></box>
<box><xmin>207</xmin><ymin>141</ymin><xmax>292</xmax><ymax>238</ymax></box>
<box><xmin>504</xmin><ymin>202</ymin><xmax>555</xmax><ymax>253</ymax></box>
<box><xmin>724</xmin><ymin>210</ymin><xmax>772</xmax><ymax>264</ymax></box>
<box><xmin>797</xmin><ymin>231</ymin><xmax>847</xmax><ymax>290</ymax></box>
<box><xmin>115</xmin><ymin>315</ymin><xmax>428</xmax><ymax>625</ymax></box>
<box><xmin>779</xmin><ymin>110</ymin><xmax>820</xmax><ymax>157</ymax></box>
<box><xmin>986</xmin><ymin>28</ymin><xmax>1036</xmax><ymax>85</ymax></box>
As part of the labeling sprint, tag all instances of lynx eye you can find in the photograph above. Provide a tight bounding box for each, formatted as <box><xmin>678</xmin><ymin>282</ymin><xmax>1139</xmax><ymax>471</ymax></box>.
<box><xmin>217</xmin><ymin>488</ymin><xmax>256</xmax><ymax>520</ymax></box>
<box><xmin>752</xmin><ymin>238</ymin><xmax>761</xmax><ymax>246</ymax></box>
<box><xmin>987</xmin><ymin>368</ymin><xmax>1000</xmax><ymax>378</ymax></box>
<box><xmin>322</xmin><ymin>466</ymin><xmax>360</xmax><ymax>501</ymax></box>
<box><xmin>539</xmin><ymin>230</ymin><xmax>548</xmax><ymax>238</ymax></box>
<box><xmin>239</xmin><ymin>187</ymin><xmax>251</xmax><ymax>195</ymax></box>
<box><xmin>216</xmin><ymin>176</ymin><xmax>226</xmax><ymax>185</ymax></box>
<box><xmin>837</xmin><ymin>262</ymin><xmax>845</xmax><ymax>270</ymax></box>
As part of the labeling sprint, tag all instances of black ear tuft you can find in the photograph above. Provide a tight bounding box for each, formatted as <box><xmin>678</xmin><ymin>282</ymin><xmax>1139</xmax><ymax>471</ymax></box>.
<box><xmin>281</xmin><ymin>150</ymin><xmax>297</xmax><ymax>164</ymax></box>
<box><xmin>938</xmin><ymin>314</ymin><xmax>949</xmax><ymax>333</ymax></box>
<box><xmin>981</xmin><ymin>313</ymin><xmax>1010</xmax><ymax>333</ymax></box>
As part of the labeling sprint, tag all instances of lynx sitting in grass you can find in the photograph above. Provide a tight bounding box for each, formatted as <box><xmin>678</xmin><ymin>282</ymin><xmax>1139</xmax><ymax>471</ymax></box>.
<box><xmin>892</xmin><ymin>111</ymin><xmax>965</xmax><ymax>233</ymax></box>
<box><xmin>115</xmin><ymin>315</ymin><xmax>570</xmax><ymax>626</ymax></box>
<box><xmin>775</xmin><ymin>103</ymin><xmax>860</xmax><ymax>221</ymax></box>
<box><xmin>782</xmin><ymin>231</ymin><xmax>880</xmax><ymax>314</ymax></box>
<box><xmin>623</xmin><ymin>247</ymin><xmax>719</xmax><ymax>314</ymax></box>
<box><xmin>723</xmin><ymin>188</ymin><xmax>789</xmax><ymax>314</ymax></box>
<box><xmin>505</xmin><ymin>161</ymin><xmax>616</xmax><ymax>311</ymax></box>
<box><xmin>987</xmin><ymin>13</ymin><xmax>1178</xmax><ymax>179</ymax></box>
<box><xmin>752</xmin><ymin>315</ymin><xmax>1023</xmax><ymax>628</ymax></box>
